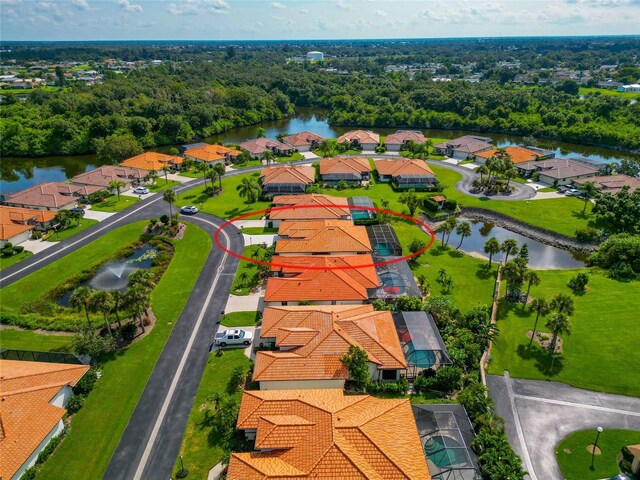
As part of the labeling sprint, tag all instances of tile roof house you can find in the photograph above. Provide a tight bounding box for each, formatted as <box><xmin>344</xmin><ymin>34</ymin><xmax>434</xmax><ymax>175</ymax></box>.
<box><xmin>183</xmin><ymin>144</ymin><xmax>241</xmax><ymax>164</ymax></box>
<box><xmin>319</xmin><ymin>156</ymin><xmax>372</xmax><ymax>185</ymax></box>
<box><xmin>573</xmin><ymin>174</ymin><xmax>640</xmax><ymax>194</ymax></box>
<box><xmin>71</xmin><ymin>165</ymin><xmax>148</xmax><ymax>191</ymax></box>
<box><xmin>384</xmin><ymin>130</ymin><xmax>428</xmax><ymax>152</ymax></box>
<box><xmin>281</xmin><ymin>131</ymin><xmax>325</xmax><ymax>152</ymax></box>
<box><xmin>374</xmin><ymin>159</ymin><xmax>438</xmax><ymax>189</ymax></box>
<box><xmin>259</xmin><ymin>166</ymin><xmax>316</xmax><ymax>197</ymax></box>
<box><xmin>337</xmin><ymin>130</ymin><xmax>380</xmax><ymax>150</ymax></box>
<box><xmin>264</xmin><ymin>256</ymin><xmax>379</xmax><ymax>306</ymax></box>
<box><xmin>474</xmin><ymin>146</ymin><xmax>546</xmax><ymax>165</ymax></box>
<box><xmin>227</xmin><ymin>389</ymin><xmax>431</xmax><ymax>480</ymax></box>
<box><xmin>433</xmin><ymin>135</ymin><xmax>493</xmax><ymax>159</ymax></box>
<box><xmin>0</xmin><ymin>360</ymin><xmax>89</xmax><ymax>480</ymax></box>
<box><xmin>0</xmin><ymin>206</ymin><xmax>57</xmax><ymax>247</ymax></box>
<box><xmin>120</xmin><ymin>151</ymin><xmax>184</xmax><ymax>171</ymax></box>
<box><xmin>3</xmin><ymin>182</ymin><xmax>101</xmax><ymax>211</ymax></box>
<box><xmin>517</xmin><ymin>158</ymin><xmax>599</xmax><ymax>186</ymax></box>
<box><xmin>270</xmin><ymin>194</ymin><xmax>351</xmax><ymax>221</ymax></box>
<box><xmin>276</xmin><ymin>220</ymin><xmax>372</xmax><ymax>255</ymax></box>
<box><xmin>255</xmin><ymin>305</ymin><xmax>406</xmax><ymax>389</ymax></box>
<box><xmin>239</xmin><ymin>138</ymin><xmax>293</xmax><ymax>159</ymax></box>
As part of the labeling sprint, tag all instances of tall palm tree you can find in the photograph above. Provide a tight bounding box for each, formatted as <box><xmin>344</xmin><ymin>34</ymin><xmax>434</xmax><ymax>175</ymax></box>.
<box><xmin>112</xmin><ymin>290</ymin><xmax>125</xmax><ymax>328</ymax></box>
<box><xmin>523</xmin><ymin>270</ymin><xmax>541</xmax><ymax>303</ymax></box>
<box><xmin>125</xmin><ymin>283</ymin><xmax>151</xmax><ymax>333</ymax></box>
<box><xmin>528</xmin><ymin>297</ymin><xmax>551</xmax><ymax>349</ymax></box>
<box><xmin>161</xmin><ymin>165</ymin><xmax>171</xmax><ymax>184</ymax></box>
<box><xmin>444</xmin><ymin>216</ymin><xmax>457</xmax><ymax>247</ymax></box>
<box><xmin>550</xmin><ymin>293</ymin><xmax>575</xmax><ymax>316</ymax></box>
<box><xmin>197</xmin><ymin>162</ymin><xmax>209</xmax><ymax>189</ymax></box>
<box><xmin>90</xmin><ymin>290</ymin><xmax>115</xmax><ymax>336</ymax></box>
<box><xmin>163</xmin><ymin>188</ymin><xmax>177</xmax><ymax>217</ymax></box>
<box><xmin>578</xmin><ymin>181</ymin><xmax>598</xmax><ymax>214</ymax></box>
<box><xmin>504</xmin><ymin>166</ymin><xmax>517</xmax><ymax>191</ymax></box>
<box><xmin>69</xmin><ymin>286</ymin><xmax>94</xmax><ymax>328</ymax></box>
<box><xmin>213</xmin><ymin>162</ymin><xmax>226</xmax><ymax>192</ymax></box>
<box><xmin>206</xmin><ymin>170</ymin><xmax>217</xmax><ymax>196</ymax></box>
<box><xmin>502</xmin><ymin>259</ymin><xmax>527</xmax><ymax>293</ymax></box>
<box><xmin>262</xmin><ymin>150</ymin><xmax>276</xmax><ymax>166</ymax></box>
<box><xmin>455</xmin><ymin>221</ymin><xmax>472</xmax><ymax>250</ymax></box>
<box><xmin>477</xmin><ymin>164</ymin><xmax>489</xmax><ymax>185</ymax></box>
<box><xmin>501</xmin><ymin>239</ymin><xmax>519</xmax><ymax>264</ymax></box>
<box><xmin>483</xmin><ymin>237</ymin><xmax>501</xmax><ymax>267</ymax></box>
<box><xmin>435</xmin><ymin>223</ymin><xmax>450</xmax><ymax>246</ymax></box>
<box><xmin>545</xmin><ymin>312</ymin><xmax>572</xmax><ymax>353</ymax></box>
<box><xmin>129</xmin><ymin>269</ymin><xmax>155</xmax><ymax>290</ymax></box>
<box><xmin>148</xmin><ymin>169</ymin><xmax>158</xmax><ymax>185</ymax></box>
<box><xmin>236</xmin><ymin>177</ymin><xmax>261</xmax><ymax>204</ymax></box>
<box><xmin>108</xmin><ymin>179</ymin><xmax>126</xmax><ymax>201</ymax></box>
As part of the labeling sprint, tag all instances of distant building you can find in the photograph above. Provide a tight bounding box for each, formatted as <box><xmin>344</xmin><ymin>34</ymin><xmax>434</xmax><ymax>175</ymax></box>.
<box><xmin>306</xmin><ymin>51</ymin><xmax>324</xmax><ymax>61</ymax></box>
<box><xmin>337</xmin><ymin>130</ymin><xmax>380</xmax><ymax>151</ymax></box>
<box><xmin>517</xmin><ymin>158</ymin><xmax>599</xmax><ymax>186</ymax></box>
<box><xmin>617</xmin><ymin>84</ymin><xmax>640</xmax><ymax>92</ymax></box>
<box><xmin>281</xmin><ymin>131</ymin><xmax>325</xmax><ymax>152</ymax></box>
<box><xmin>239</xmin><ymin>138</ymin><xmax>293</xmax><ymax>159</ymax></box>
<box><xmin>433</xmin><ymin>135</ymin><xmax>493</xmax><ymax>160</ymax></box>
<box><xmin>384</xmin><ymin>130</ymin><xmax>427</xmax><ymax>152</ymax></box>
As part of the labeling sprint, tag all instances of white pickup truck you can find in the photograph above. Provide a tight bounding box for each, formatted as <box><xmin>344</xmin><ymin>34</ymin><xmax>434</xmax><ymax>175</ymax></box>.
<box><xmin>214</xmin><ymin>329</ymin><xmax>253</xmax><ymax>347</ymax></box>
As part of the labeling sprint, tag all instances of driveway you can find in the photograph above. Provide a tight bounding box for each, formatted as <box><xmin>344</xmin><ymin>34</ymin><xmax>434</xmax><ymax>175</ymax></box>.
<box><xmin>488</xmin><ymin>372</ymin><xmax>640</xmax><ymax>480</ymax></box>
<box><xmin>84</xmin><ymin>209</ymin><xmax>117</xmax><ymax>221</ymax></box>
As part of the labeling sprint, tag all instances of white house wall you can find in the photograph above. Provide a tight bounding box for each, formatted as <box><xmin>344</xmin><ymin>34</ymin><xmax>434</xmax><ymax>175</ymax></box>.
<box><xmin>11</xmin><ymin>419</ymin><xmax>65</xmax><ymax>480</ymax></box>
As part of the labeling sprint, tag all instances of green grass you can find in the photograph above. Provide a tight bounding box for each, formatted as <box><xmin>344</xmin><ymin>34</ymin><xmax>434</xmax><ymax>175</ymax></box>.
<box><xmin>179</xmin><ymin>169</ymin><xmax>203</xmax><ymax>179</ymax></box>
<box><xmin>45</xmin><ymin>218</ymin><xmax>99</xmax><ymax>242</ymax></box>
<box><xmin>231</xmin><ymin>245</ymin><xmax>267</xmax><ymax>295</ymax></box>
<box><xmin>173</xmin><ymin>349</ymin><xmax>250</xmax><ymax>479</ymax></box>
<box><xmin>489</xmin><ymin>270</ymin><xmax>640</xmax><ymax>397</ymax></box>
<box><xmin>0</xmin><ymin>329</ymin><xmax>73</xmax><ymax>352</ymax></box>
<box><xmin>221</xmin><ymin>311</ymin><xmax>260</xmax><ymax>327</ymax></box>
<box><xmin>276</xmin><ymin>152</ymin><xmax>304</xmax><ymax>162</ymax></box>
<box><xmin>556</xmin><ymin>429</ymin><xmax>640</xmax><ymax>480</ymax></box>
<box><xmin>148</xmin><ymin>179</ymin><xmax>180</xmax><ymax>192</ymax></box>
<box><xmin>240</xmin><ymin>227</ymin><xmax>277</xmax><ymax>234</ymax></box>
<box><xmin>37</xmin><ymin>223</ymin><xmax>212</xmax><ymax>480</ymax></box>
<box><xmin>90</xmin><ymin>195</ymin><xmax>141</xmax><ymax>212</ymax></box>
<box><xmin>230</xmin><ymin>159</ymin><xmax>263</xmax><ymax>169</ymax></box>
<box><xmin>579</xmin><ymin>87</ymin><xmax>640</xmax><ymax>98</ymax></box>
<box><xmin>538</xmin><ymin>187</ymin><xmax>557</xmax><ymax>192</ymax></box>
<box><xmin>0</xmin><ymin>85</ymin><xmax>64</xmax><ymax>94</ymax></box>
<box><xmin>0</xmin><ymin>250</ymin><xmax>33</xmax><ymax>270</ymax></box>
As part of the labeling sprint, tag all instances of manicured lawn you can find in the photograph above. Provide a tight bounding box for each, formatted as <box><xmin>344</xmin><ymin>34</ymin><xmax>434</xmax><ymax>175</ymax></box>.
<box><xmin>221</xmin><ymin>311</ymin><xmax>260</xmax><ymax>327</ymax></box>
<box><xmin>489</xmin><ymin>270</ymin><xmax>640</xmax><ymax>397</ymax></box>
<box><xmin>90</xmin><ymin>195</ymin><xmax>141</xmax><ymax>212</ymax></box>
<box><xmin>148</xmin><ymin>179</ymin><xmax>180</xmax><ymax>191</ymax></box>
<box><xmin>579</xmin><ymin>87</ymin><xmax>640</xmax><ymax>99</ymax></box>
<box><xmin>37</xmin><ymin>223</ymin><xmax>212</xmax><ymax>480</ymax></box>
<box><xmin>538</xmin><ymin>186</ymin><xmax>557</xmax><ymax>192</ymax></box>
<box><xmin>240</xmin><ymin>227</ymin><xmax>277</xmax><ymax>234</ymax></box>
<box><xmin>173</xmin><ymin>349</ymin><xmax>250</xmax><ymax>479</ymax></box>
<box><xmin>230</xmin><ymin>159</ymin><xmax>263</xmax><ymax>169</ymax></box>
<box><xmin>0</xmin><ymin>250</ymin><xmax>33</xmax><ymax>270</ymax></box>
<box><xmin>276</xmin><ymin>152</ymin><xmax>304</xmax><ymax>162</ymax></box>
<box><xmin>45</xmin><ymin>218</ymin><xmax>99</xmax><ymax>242</ymax></box>
<box><xmin>556</xmin><ymin>429</ymin><xmax>640</xmax><ymax>480</ymax></box>
<box><xmin>179</xmin><ymin>168</ymin><xmax>202</xmax><ymax>179</ymax></box>
<box><xmin>0</xmin><ymin>329</ymin><xmax>73</xmax><ymax>352</ymax></box>
<box><xmin>231</xmin><ymin>245</ymin><xmax>267</xmax><ymax>296</ymax></box>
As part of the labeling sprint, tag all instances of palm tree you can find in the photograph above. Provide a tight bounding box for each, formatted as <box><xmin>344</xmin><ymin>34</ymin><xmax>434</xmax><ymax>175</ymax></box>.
<box><xmin>455</xmin><ymin>221</ymin><xmax>472</xmax><ymax>250</ymax></box>
<box><xmin>578</xmin><ymin>181</ymin><xmax>598</xmax><ymax>214</ymax></box>
<box><xmin>238</xmin><ymin>271</ymin><xmax>249</xmax><ymax>287</ymax></box>
<box><xmin>108</xmin><ymin>179</ymin><xmax>126</xmax><ymax>201</ymax></box>
<box><xmin>126</xmin><ymin>283</ymin><xmax>151</xmax><ymax>333</ymax></box>
<box><xmin>502</xmin><ymin>259</ymin><xmax>527</xmax><ymax>294</ymax></box>
<box><xmin>476</xmin><ymin>164</ymin><xmax>489</xmax><ymax>186</ymax></box>
<box><xmin>444</xmin><ymin>216</ymin><xmax>457</xmax><ymax>246</ymax></box>
<box><xmin>90</xmin><ymin>290</ymin><xmax>115</xmax><ymax>336</ymax></box>
<box><xmin>129</xmin><ymin>269</ymin><xmax>155</xmax><ymax>290</ymax></box>
<box><xmin>112</xmin><ymin>290</ymin><xmax>125</xmax><ymax>328</ymax></box>
<box><xmin>262</xmin><ymin>150</ymin><xmax>276</xmax><ymax>166</ymax></box>
<box><xmin>501</xmin><ymin>239</ymin><xmax>519</xmax><ymax>264</ymax></box>
<box><xmin>545</xmin><ymin>312</ymin><xmax>572</xmax><ymax>353</ymax></box>
<box><xmin>148</xmin><ymin>169</ymin><xmax>158</xmax><ymax>185</ymax></box>
<box><xmin>528</xmin><ymin>298</ymin><xmax>551</xmax><ymax>349</ymax></box>
<box><xmin>163</xmin><ymin>188</ymin><xmax>177</xmax><ymax>216</ymax></box>
<box><xmin>550</xmin><ymin>293</ymin><xmax>575</xmax><ymax>316</ymax></box>
<box><xmin>206</xmin><ymin>170</ymin><xmax>217</xmax><ymax>196</ymax></box>
<box><xmin>197</xmin><ymin>162</ymin><xmax>209</xmax><ymax>189</ymax></box>
<box><xmin>504</xmin><ymin>166</ymin><xmax>517</xmax><ymax>191</ymax></box>
<box><xmin>435</xmin><ymin>222</ymin><xmax>450</xmax><ymax>246</ymax></box>
<box><xmin>483</xmin><ymin>238</ymin><xmax>501</xmax><ymax>267</ymax></box>
<box><xmin>69</xmin><ymin>286</ymin><xmax>94</xmax><ymax>328</ymax></box>
<box><xmin>523</xmin><ymin>270</ymin><xmax>541</xmax><ymax>303</ymax></box>
<box><xmin>161</xmin><ymin>165</ymin><xmax>171</xmax><ymax>184</ymax></box>
<box><xmin>213</xmin><ymin>162</ymin><xmax>226</xmax><ymax>192</ymax></box>
<box><xmin>236</xmin><ymin>177</ymin><xmax>261</xmax><ymax>204</ymax></box>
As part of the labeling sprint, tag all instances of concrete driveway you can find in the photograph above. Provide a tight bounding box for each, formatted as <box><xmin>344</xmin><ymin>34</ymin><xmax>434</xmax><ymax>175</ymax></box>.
<box><xmin>488</xmin><ymin>372</ymin><xmax>640</xmax><ymax>480</ymax></box>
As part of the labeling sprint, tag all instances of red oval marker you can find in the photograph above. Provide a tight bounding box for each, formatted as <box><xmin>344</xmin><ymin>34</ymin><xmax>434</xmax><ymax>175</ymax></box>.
<box><xmin>213</xmin><ymin>204</ymin><xmax>435</xmax><ymax>271</ymax></box>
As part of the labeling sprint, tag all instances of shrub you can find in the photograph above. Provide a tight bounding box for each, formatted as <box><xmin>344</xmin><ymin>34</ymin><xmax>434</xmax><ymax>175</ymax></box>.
<box><xmin>73</xmin><ymin>369</ymin><xmax>98</xmax><ymax>396</ymax></box>
<box><xmin>35</xmin><ymin>428</ymin><xmax>67</xmax><ymax>465</ymax></box>
<box><xmin>31</xmin><ymin>230</ymin><xmax>43</xmax><ymax>239</ymax></box>
<box><xmin>366</xmin><ymin>378</ymin><xmax>409</xmax><ymax>395</ymax></box>
<box><xmin>4</xmin><ymin>242</ymin><xmax>12</xmax><ymax>248</ymax></box>
<box><xmin>443</xmin><ymin>199</ymin><xmax>457</xmax><ymax>211</ymax></box>
<box><xmin>2</xmin><ymin>247</ymin><xmax>15</xmax><ymax>257</ymax></box>
<box><xmin>21</xmin><ymin>467</ymin><xmax>37</xmax><ymax>480</ymax></box>
<box><xmin>160</xmin><ymin>214</ymin><xmax>170</xmax><ymax>224</ymax></box>
<box><xmin>588</xmin><ymin>233</ymin><xmax>640</xmax><ymax>279</ymax></box>
<box><xmin>227</xmin><ymin>366</ymin><xmax>247</xmax><ymax>393</ymax></box>
<box><xmin>414</xmin><ymin>366</ymin><xmax>463</xmax><ymax>394</ymax></box>
<box><xmin>65</xmin><ymin>395</ymin><xmax>85</xmax><ymax>415</ymax></box>
<box><xmin>575</xmin><ymin>226</ymin><xmax>599</xmax><ymax>242</ymax></box>
<box><xmin>423</xmin><ymin>197</ymin><xmax>439</xmax><ymax>212</ymax></box>
<box><xmin>336</xmin><ymin>179</ymin><xmax>348</xmax><ymax>190</ymax></box>
<box><xmin>14</xmin><ymin>245</ymin><xmax>24</xmax><ymax>253</ymax></box>
<box><xmin>568</xmin><ymin>273</ymin><xmax>589</xmax><ymax>291</ymax></box>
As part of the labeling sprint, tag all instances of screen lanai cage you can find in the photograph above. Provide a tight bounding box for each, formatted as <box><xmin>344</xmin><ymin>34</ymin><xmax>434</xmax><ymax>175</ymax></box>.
<box><xmin>366</xmin><ymin>224</ymin><xmax>403</xmax><ymax>256</ymax></box>
<box><xmin>367</xmin><ymin>257</ymin><xmax>422</xmax><ymax>300</ymax></box>
<box><xmin>348</xmin><ymin>196</ymin><xmax>376</xmax><ymax>221</ymax></box>
<box><xmin>412</xmin><ymin>404</ymin><xmax>481</xmax><ymax>480</ymax></box>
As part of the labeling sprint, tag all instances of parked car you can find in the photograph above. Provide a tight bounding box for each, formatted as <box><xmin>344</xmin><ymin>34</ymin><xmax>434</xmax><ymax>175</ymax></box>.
<box><xmin>70</xmin><ymin>207</ymin><xmax>85</xmax><ymax>217</ymax></box>
<box><xmin>565</xmin><ymin>188</ymin><xmax>580</xmax><ymax>196</ymax></box>
<box><xmin>180</xmin><ymin>205</ymin><xmax>198</xmax><ymax>215</ymax></box>
<box><xmin>214</xmin><ymin>329</ymin><xmax>253</xmax><ymax>347</ymax></box>
<box><xmin>133</xmin><ymin>186</ymin><xmax>149</xmax><ymax>195</ymax></box>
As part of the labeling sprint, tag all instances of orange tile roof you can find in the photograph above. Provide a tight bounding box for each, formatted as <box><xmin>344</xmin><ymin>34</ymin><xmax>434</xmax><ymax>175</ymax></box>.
<box><xmin>0</xmin><ymin>223</ymin><xmax>32</xmax><ymax>241</ymax></box>
<box><xmin>385</xmin><ymin>130</ymin><xmax>427</xmax><ymax>145</ymax></box>
<box><xmin>265</xmin><ymin>268</ymin><xmax>370</xmax><ymax>303</ymax></box>
<box><xmin>282</xmin><ymin>131</ymin><xmax>325</xmax><ymax>147</ymax></box>
<box><xmin>276</xmin><ymin>221</ymin><xmax>371</xmax><ymax>254</ymax></box>
<box><xmin>71</xmin><ymin>165</ymin><xmax>148</xmax><ymax>188</ymax></box>
<box><xmin>184</xmin><ymin>144</ymin><xmax>240</xmax><ymax>162</ymax></box>
<box><xmin>338</xmin><ymin>130</ymin><xmax>380</xmax><ymax>145</ymax></box>
<box><xmin>3</xmin><ymin>182</ymin><xmax>98</xmax><ymax>210</ymax></box>
<box><xmin>475</xmin><ymin>146</ymin><xmax>543</xmax><ymax>164</ymax></box>
<box><xmin>270</xmin><ymin>255</ymin><xmax>379</xmax><ymax>288</ymax></box>
<box><xmin>260</xmin><ymin>166</ymin><xmax>315</xmax><ymax>186</ymax></box>
<box><xmin>0</xmin><ymin>360</ymin><xmax>89</xmax><ymax>480</ymax></box>
<box><xmin>0</xmin><ymin>206</ymin><xmax>56</xmax><ymax>225</ymax></box>
<box><xmin>254</xmin><ymin>305</ymin><xmax>405</xmax><ymax>382</ymax></box>
<box><xmin>374</xmin><ymin>159</ymin><xmax>435</xmax><ymax>177</ymax></box>
<box><xmin>120</xmin><ymin>151</ymin><xmax>183</xmax><ymax>171</ymax></box>
<box><xmin>319</xmin><ymin>156</ymin><xmax>372</xmax><ymax>175</ymax></box>
<box><xmin>270</xmin><ymin>194</ymin><xmax>351</xmax><ymax>220</ymax></box>
<box><xmin>228</xmin><ymin>389</ymin><xmax>430</xmax><ymax>480</ymax></box>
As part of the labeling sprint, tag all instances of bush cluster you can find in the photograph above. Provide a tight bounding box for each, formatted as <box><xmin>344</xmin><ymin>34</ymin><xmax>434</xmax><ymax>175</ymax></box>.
<box><xmin>366</xmin><ymin>378</ymin><xmax>409</xmax><ymax>395</ymax></box>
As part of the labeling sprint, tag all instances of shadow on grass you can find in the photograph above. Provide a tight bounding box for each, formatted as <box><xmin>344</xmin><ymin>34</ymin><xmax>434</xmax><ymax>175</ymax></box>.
<box><xmin>516</xmin><ymin>343</ymin><xmax>565</xmax><ymax>377</ymax></box>
<box><xmin>429</xmin><ymin>244</ymin><xmax>448</xmax><ymax>256</ymax></box>
<box><xmin>475</xmin><ymin>263</ymin><xmax>496</xmax><ymax>280</ymax></box>
<box><xmin>447</xmin><ymin>249</ymin><xmax>464</xmax><ymax>259</ymax></box>
<box><xmin>499</xmin><ymin>300</ymin><xmax>532</xmax><ymax>319</ymax></box>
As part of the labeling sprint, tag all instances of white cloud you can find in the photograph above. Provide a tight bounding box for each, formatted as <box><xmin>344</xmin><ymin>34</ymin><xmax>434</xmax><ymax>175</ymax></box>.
<box><xmin>167</xmin><ymin>0</ymin><xmax>229</xmax><ymax>16</ymax></box>
<box><xmin>117</xmin><ymin>0</ymin><xmax>142</xmax><ymax>13</ymax></box>
<box><xmin>270</xmin><ymin>1</ymin><xmax>286</xmax><ymax>9</ymax></box>
<box><xmin>336</xmin><ymin>0</ymin><xmax>353</xmax><ymax>10</ymax></box>
<box><xmin>375</xmin><ymin>9</ymin><xmax>387</xmax><ymax>16</ymax></box>
<box><xmin>299</xmin><ymin>8</ymin><xmax>309</xmax><ymax>13</ymax></box>
<box><xmin>71</xmin><ymin>0</ymin><xmax>89</xmax><ymax>9</ymax></box>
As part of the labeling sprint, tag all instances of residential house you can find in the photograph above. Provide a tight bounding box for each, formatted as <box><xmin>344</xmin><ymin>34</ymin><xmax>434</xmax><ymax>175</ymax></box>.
<box><xmin>0</xmin><ymin>206</ymin><xmax>57</xmax><ymax>247</ymax></box>
<box><xmin>227</xmin><ymin>389</ymin><xmax>431</xmax><ymax>480</ymax></box>
<box><xmin>183</xmin><ymin>143</ymin><xmax>241</xmax><ymax>165</ymax></box>
<box><xmin>71</xmin><ymin>165</ymin><xmax>148</xmax><ymax>192</ymax></box>
<box><xmin>374</xmin><ymin>159</ymin><xmax>438</xmax><ymax>189</ymax></box>
<box><xmin>384</xmin><ymin>130</ymin><xmax>427</xmax><ymax>152</ymax></box>
<box><xmin>573</xmin><ymin>174</ymin><xmax>640</xmax><ymax>194</ymax></box>
<box><xmin>270</xmin><ymin>194</ymin><xmax>351</xmax><ymax>222</ymax></box>
<box><xmin>474</xmin><ymin>146</ymin><xmax>547</xmax><ymax>165</ymax></box>
<box><xmin>3</xmin><ymin>182</ymin><xmax>101</xmax><ymax>211</ymax></box>
<box><xmin>276</xmin><ymin>220</ymin><xmax>372</xmax><ymax>255</ymax></box>
<box><xmin>254</xmin><ymin>305</ymin><xmax>406</xmax><ymax>389</ymax></box>
<box><xmin>120</xmin><ymin>152</ymin><xmax>184</xmax><ymax>172</ymax></box>
<box><xmin>569</xmin><ymin>156</ymin><xmax>609</xmax><ymax>173</ymax></box>
<box><xmin>617</xmin><ymin>84</ymin><xmax>640</xmax><ymax>92</ymax></box>
<box><xmin>517</xmin><ymin>158</ymin><xmax>599</xmax><ymax>186</ymax></box>
<box><xmin>337</xmin><ymin>130</ymin><xmax>380</xmax><ymax>151</ymax></box>
<box><xmin>259</xmin><ymin>165</ymin><xmax>315</xmax><ymax>197</ymax></box>
<box><xmin>0</xmin><ymin>360</ymin><xmax>89</xmax><ymax>480</ymax></box>
<box><xmin>433</xmin><ymin>135</ymin><xmax>493</xmax><ymax>159</ymax></box>
<box><xmin>319</xmin><ymin>156</ymin><xmax>372</xmax><ymax>185</ymax></box>
<box><xmin>239</xmin><ymin>138</ymin><xmax>293</xmax><ymax>159</ymax></box>
<box><xmin>281</xmin><ymin>131</ymin><xmax>325</xmax><ymax>152</ymax></box>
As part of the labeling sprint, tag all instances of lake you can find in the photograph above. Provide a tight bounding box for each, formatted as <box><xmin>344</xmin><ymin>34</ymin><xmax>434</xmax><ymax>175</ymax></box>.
<box><xmin>2</xmin><ymin>106</ymin><xmax>639</xmax><ymax>194</ymax></box>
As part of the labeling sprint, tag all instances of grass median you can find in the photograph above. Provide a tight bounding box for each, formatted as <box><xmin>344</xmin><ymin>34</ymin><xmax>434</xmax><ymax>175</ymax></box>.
<box><xmin>45</xmin><ymin>218</ymin><xmax>99</xmax><ymax>242</ymax></box>
<box><xmin>0</xmin><ymin>250</ymin><xmax>33</xmax><ymax>270</ymax></box>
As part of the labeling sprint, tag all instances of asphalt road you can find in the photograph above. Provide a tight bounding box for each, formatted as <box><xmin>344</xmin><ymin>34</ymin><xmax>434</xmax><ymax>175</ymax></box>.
<box><xmin>488</xmin><ymin>372</ymin><xmax>640</xmax><ymax>480</ymax></box>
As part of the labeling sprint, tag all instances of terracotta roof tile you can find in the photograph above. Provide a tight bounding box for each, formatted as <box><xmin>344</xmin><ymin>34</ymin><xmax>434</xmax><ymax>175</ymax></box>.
<box><xmin>240</xmin><ymin>138</ymin><xmax>291</xmax><ymax>155</ymax></box>
<box><xmin>265</xmin><ymin>268</ymin><xmax>370</xmax><ymax>303</ymax></box>
<box><xmin>270</xmin><ymin>255</ymin><xmax>379</xmax><ymax>288</ymax></box>
<box><xmin>260</xmin><ymin>166</ymin><xmax>315</xmax><ymax>186</ymax></box>
<box><xmin>338</xmin><ymin>130</ymin><xmax>380</xmax><ymax>145</ymax></box>
<box><xmin>276</xmin><ymin>222</ymin><xmax>371</xmax><ymax>254</ymax></box>
<box><xmin>270</xmin><ymin>194</ymin><xmax>351</xmax><ymax>220</ymax></box>
<box><xmin>0</xmin><ymin>223</ymin><xmax>32</xmax><ymax>241</ymax></box>
<box><xmin>184</xmin><ymin>144</ymin><xmax>240</xmax><ymax>162</ymax></box>
<box><xmin>282</xmin><ymin>131</ymin><xmax>325</xmax><ymax>147</ymax></box>
<box><xmin>385</xmin><ymin>130</ymin><xmax>427</xmax><ymax>145</ymax></box>
<box><xmin>374</xmin><ymin>159</ymin><xmax>435</xmax><ymax>177</ymax></box>
<box><xmin>475</xmin><ymin>146</ymin><xmax>543</xmax><ymax>164</ymax></box>
<box><xmin>120</xmin><ymin>152</ymin><xmax>183</xmax><ymax>171</ymax></box>
<box><xmin>71</xmin><ymin>165</ymin><xmax>148</xmax><ymax>188</ymax></box>
<box><xmin>4</xmin><ymin>182</ymin><xmax>93</xmax><ymax>210</ymax></box>
<box><xmin>319</xmin><ymin>157</ymin><xmax>372</xmax><ymax>175</ymax></box>
<box><xmin>574</xmin><ymin>174</ymin><xmax>640</xmax><ymax>193</ymax></box>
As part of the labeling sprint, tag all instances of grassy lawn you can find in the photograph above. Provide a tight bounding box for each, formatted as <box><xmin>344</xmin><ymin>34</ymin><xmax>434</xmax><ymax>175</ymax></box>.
<box><xmin>37</xmin><ymin>223</ymin><xmax>212</xmax><ymax>480</ymax></box>
<box><xmin>579</xmin><ymin>87</ymin><xmax>640</xmax><ymax>98</ymax></box>
<box><xmin>276</xmin><ymin>152</ymin><xmax>304</xmax><ymax>162</ymax></box>
<box><xmin>231</xmin><ymin>245</ymin><xmax>267</xmax><ymax>295</ymax></box>
<box><xmin>90</xmin><ymin>195</ymin><xmax>141</xmax><ymax>212</ymax></box>
<box><xmin>148</xmin><ymin>179</ymin><xmax>180</xmax><ymax>192</ymax></box>
<box><xmin>556</xmin><ymin>429</ymin><xmax>640</xmax><ymax>480</ymax></box>
<box><xmin>489</xmin><ymin>270</ymin><xmax>640</xmax><ymax>397</ymax></box>
<box><xmin>45</xmin><ymin>218</ymin><xmax>99</xmax><ymax>242</ymax></box>
<box><xmin>173</xmin><ymin>349</ymin><xmax>250</xmax><ymax>479</ymax></box>
<box><xmin>538</xmin><ymin>186</ymin><xmax>557</xmax><ymax>192</ymax></box>
<box><xmin>179</xmin><ymin>168</ymin><xmax>203</xmax><ymax>179</ymax></box>
<box><xmin>0</xmin><ymin>250</ymin><xmax>33</xmax><ymax>270</ymax></box>
<box><xmin>240</xmin><ymin>227</ymin><xmax>277</xmax><ymax>234</ymax></box>
<box><xmin>221</xmin><ymin>311</ymin><xmax>260</xmax><ymax>327</ymax></box>
<box><xmin>230</xmin><ymin>159</ymin><xmax>263</xmax><ymax>169</ymax></box>
<box><xmin>0</xmin><ymin>329</ymin><xmax>73</xmax><ymax>352</ymax></box>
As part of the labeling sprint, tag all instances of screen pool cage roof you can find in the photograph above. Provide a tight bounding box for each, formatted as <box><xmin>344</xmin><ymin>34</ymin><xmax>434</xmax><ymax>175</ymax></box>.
<box><xmin>412</xmin><ymin>404</ymin><xmax>481</xmax><ymax>480</ymax></box>
<box><xmin>394</xmin><ymin>312</ymin><xmax>451</xmax><ymax>378</ymax></box>
<box><xmin>349</xmin><ymin>196</ymin><xmax>375</xmax><ymax>220</ymax></box>
<box><xmin>366</xmin><ymin>224</ymin><xmax>402</xmax><ymax>256</ymax></box>
<box><xmin>322</xmin><ymin>172</ymin><xmax>362</xmax><ymax>181</ymax></box>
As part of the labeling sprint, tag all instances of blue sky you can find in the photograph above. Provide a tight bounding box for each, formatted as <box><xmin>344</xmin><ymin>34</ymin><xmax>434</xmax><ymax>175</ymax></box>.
<box><xmin>1</xmin><ymin>0</ymin><xmax>639</xmax><ymax>41</ymax></box>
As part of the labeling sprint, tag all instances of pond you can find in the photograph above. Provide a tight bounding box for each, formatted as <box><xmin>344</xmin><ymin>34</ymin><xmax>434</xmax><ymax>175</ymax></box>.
<box><xmin>445</xmin><ymin>220</ymin><xmax>587</xmax><ymax>269</ymax></box>
<box><xmin>2</xmin><ymin>106</ymin><xmax>639</xmax><ymax>194</ymax></box>
<box><xmin>57</xmin><ymin>244</ymin><xmax>158</xmax><ymax>307</ymax></box>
